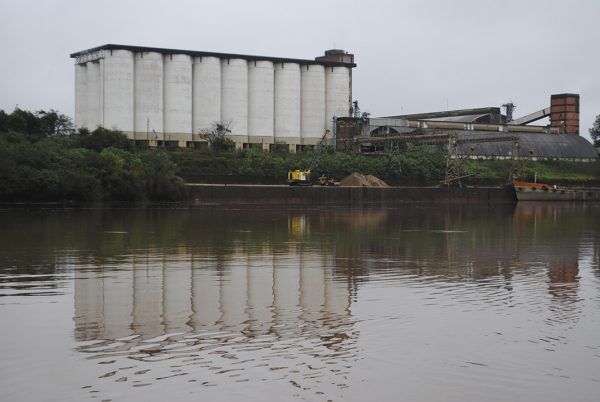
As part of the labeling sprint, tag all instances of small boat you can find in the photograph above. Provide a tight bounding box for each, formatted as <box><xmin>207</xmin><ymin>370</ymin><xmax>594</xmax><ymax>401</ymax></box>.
<box><xmin>512</xmin><ymin>181</ymin><xmax>593</xmax><ymax>201</ymax></box>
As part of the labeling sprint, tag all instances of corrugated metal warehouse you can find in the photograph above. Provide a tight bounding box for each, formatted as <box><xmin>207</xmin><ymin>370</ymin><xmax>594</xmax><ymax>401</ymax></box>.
<box><xmin>455</xmin><ymin>132</ymin><xmax>597</xmax><ymax>161</ymax></box>
<box><xmin>71</xmin><ymin>44</ymin><xmax>356</xmax><ymax>151</ymax></box>
<box><xmin>338</xmin><ymin>96</ymin><xmax>597</xmax><ymax>161</ymax></box>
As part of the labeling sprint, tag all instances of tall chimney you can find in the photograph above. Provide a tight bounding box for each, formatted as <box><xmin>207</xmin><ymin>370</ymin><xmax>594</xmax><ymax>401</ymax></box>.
<box><xmin>550</xmin><ymin>93</ymin><xmax>579</xmax><ymax>134</ymax></box>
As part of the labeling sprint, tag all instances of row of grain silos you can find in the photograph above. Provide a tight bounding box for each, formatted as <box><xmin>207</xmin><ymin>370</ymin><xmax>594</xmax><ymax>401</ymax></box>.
<box><xmin>73</xmin><ymin>46</ymin><xmax>355</xmax><ymax>147</ymax></box>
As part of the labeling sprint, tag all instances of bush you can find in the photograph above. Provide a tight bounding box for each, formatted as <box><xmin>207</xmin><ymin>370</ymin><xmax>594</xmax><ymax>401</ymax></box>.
<box><xmin>71</xmin><ymin>127</ymin><xmax>133</xmax><ymax>152</ymax></box>
<box><xmin>0</xmin><ymin>109</ymin><xmax>187</xmax><ymax>202</ymax></box>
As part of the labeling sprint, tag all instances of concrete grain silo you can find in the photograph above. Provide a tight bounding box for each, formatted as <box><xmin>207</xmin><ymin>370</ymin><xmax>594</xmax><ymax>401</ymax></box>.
<box><xmin>164</xmin><ymin>54</ymin><xmax>192</xmax><ymax>143</ymax></box>
<box><xmin>248</xmin><ymin>60</ymin><xmax>275</xmax><ymax>147</ymax></box>
<box><xmin>221</xmin><ymin>58</ymin><xmax>248</xmax><ymax>141</ymax></box>
<box><xmin>325</xmin><ymin>66</ymin><xmax>351</xmax><ymax>132</ymax></box>
<box><xmin>300</xmin><ymin>65</ymin><xmax>326</xmax><ymax>145</ymax></box>
<box><xmin>102</xmin><ymin>49</ymin><xmax>134</xmax><ymax>132</ymax></box>
<box><xmin>71</xmin><ymin>45</ymin><xmax>355</xmax><ymax>150</ymax></box>
<box><xmin>86</xmin><ymin>60</ymin><xmax>102</xmax><ymax>129</ymax></box>
<box><xmin>192</xmin><ymin>56</ymin><xmax>221</xmax><ymax>134</ymax></box>
<box><xmin>274</xmin><ymin>63</ymin><xmax>301</xmax><ymax>144</ymax></box>
<box><xmin>134</xmin><ymin>52</ymin><xmax>164</xmax><ymax>139</ymax></box>
<box><xmin>74</xmin><ymin>64</ymin><xmax>87</xmax><ymax>130</ymax></box>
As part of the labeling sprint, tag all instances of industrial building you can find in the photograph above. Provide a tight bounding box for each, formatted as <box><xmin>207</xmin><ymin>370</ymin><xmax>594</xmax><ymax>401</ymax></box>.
<box><xmin>71</xmin><ymin>44</ymin><xmax>355</xmax><ymax>151</ymax></box>
<box><xmin>337</xmin><ymin>93</ymin><xmax>598</xmax><ymax>161</ymax></box>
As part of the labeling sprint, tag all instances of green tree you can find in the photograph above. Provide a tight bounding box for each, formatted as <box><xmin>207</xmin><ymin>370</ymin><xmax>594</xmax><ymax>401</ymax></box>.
<box><xmin>0</xmin><ymin>108</ymin><xmax>73</xmax><ymax>140</ymax></box>
<box><xmin>37</xmin><ymin>109</ymin><xmax>74</xmax><ymax>136</ymax></box>
<box><xmin>200</xmin><ymin>122</ymin><xmax>235</xmax><ymax>152</ymax></box>
<box><xmin>72</xmin><ymin>127</ymin><xmax>133</xmax><ymax>152</ymax></box>
<box><xmin>590</xmin><ymin>114</ymin><xmax>600</xmax><ymax>147</ymax></box>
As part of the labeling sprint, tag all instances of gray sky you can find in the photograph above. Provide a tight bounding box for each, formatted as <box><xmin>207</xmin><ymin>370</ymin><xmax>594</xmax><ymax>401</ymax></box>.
<box><xmin>1</xmin><ymin>0</ymin><xmax>598</xmax><ymax>140</ymax></box>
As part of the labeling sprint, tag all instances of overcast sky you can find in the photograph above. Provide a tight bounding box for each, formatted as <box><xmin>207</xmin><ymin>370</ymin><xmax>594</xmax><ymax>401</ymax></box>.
<box><xmin>1</xmin><ymin>0</ymin><xmax>598</xmax><ymax>140</ymax></box>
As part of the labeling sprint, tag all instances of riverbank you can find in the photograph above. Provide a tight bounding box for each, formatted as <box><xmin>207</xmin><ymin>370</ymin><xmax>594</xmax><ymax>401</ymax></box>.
<box><xmin>2</xmin><ymin>111</ymin><xmax>598</xmax><ymax>203</ymax></box>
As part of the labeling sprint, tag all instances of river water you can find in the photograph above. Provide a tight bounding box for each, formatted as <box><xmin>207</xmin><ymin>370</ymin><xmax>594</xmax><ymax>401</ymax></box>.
<box><xmin>1</xmin><ymin>204</ymin><xmax>599</xmax><ymax>401</ymax></box>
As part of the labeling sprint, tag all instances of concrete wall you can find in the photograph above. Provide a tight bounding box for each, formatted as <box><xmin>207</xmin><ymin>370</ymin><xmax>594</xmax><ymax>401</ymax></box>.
<box><xmin>188</xmin><ymin>185</ymin><xmax>518</xmax><ymax>205</ymax></box>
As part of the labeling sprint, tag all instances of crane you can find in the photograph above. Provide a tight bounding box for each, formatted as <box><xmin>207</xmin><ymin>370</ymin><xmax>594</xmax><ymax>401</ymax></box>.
<box><xmin>287</xmin><ymin>130</ymin><xmax>336</xmax><ymax>186</ymax></box>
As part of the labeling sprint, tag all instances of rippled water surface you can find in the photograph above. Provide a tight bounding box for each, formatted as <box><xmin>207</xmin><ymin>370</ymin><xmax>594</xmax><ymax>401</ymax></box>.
<box><xmin>1</xmin><ymin>204</ymin><xmax>600</xmax><ymax>401</ymax></box>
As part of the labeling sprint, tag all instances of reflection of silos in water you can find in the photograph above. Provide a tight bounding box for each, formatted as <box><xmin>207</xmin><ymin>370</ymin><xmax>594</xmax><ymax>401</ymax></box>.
<box><xmin>192</xmin><ymin>56</ymin><xmax>221</xmax><ymax>133</ymax></box>
<box><xmin>132</xmin><ymin>255</ymin><xmax>164</xmax><ymax>339</ymax></box>
<box><xmin>102</xmin><ymin>266</ymin><xmax>134</xmax><ymax>340</ymax></box>
<box><xmin>324</xmin><ymin>253</ymin><xmax>350</xmax><ymax>317</ymax></box>
<box><xmin>273</xmin><ymin>253</ymin><xmax>301</xmax><ymax>335</ymax></box>
<box><xmin>221</xmin><ymin>59</ymin><xmax>248</xmax><ymax>137</ymax></box>
<box><xmin>134</xmin><ymin>52</ymin><xmax>164</xmax><ymax>137</ymax></box>
<box><xmin>74</xmin><ymin>269</ymin><xmax>104</xmax><ymax>341</ymax></box>
<box><xmin>163</xmin><ymin>260</ymin><xmax>193</xmax><ymax>334</ymax></box>
<box><xmin>299</xmin><ymin>252</ymin><xmax>326</xmax><ymax>323</ymax></box>
<box><xmin>190</xmin><ymin>259</ymin><xmax>221</xmax><ymax>331</ymax></box>
<box><xmin>220</xmin><ymin>254</ymin><xmax>249</xmax><ymax>331</ymax></box>
<box><xmin>246</xmin><ymin>254</ymin><xmax>274</xmax><ymax>335</ymax></box>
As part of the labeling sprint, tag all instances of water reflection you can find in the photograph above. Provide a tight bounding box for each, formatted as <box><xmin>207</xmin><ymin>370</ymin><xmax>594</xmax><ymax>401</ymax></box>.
<box><xmin>73</xmin><ymin>243</ymin><xmax>357</xmax><ymax>393</ymax></box>
<box><xmin>0</xmin><ymin>204</ymin><xmax>599</xmax><ymax>400</ymax></box>
<box><xmin>74</xmin><ymin>250</ymin><xmax>352</xmax><ymax>341</ymax></box>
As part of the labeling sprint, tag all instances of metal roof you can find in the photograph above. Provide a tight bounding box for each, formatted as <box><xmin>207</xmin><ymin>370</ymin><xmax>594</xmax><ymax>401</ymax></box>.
<box><xmin>70</xmin><ymin>44</ymin><xmax>357</xmax><ymax>68</ymax></box>
<box><xmin>426</xmin><ymin>114</ymin><xmax>491</xmax><ymax>123</ymax></box>
<box><xmin>454</xmin><ymin>132</ymin><xmax>597</xmax><ymax>159</ymax></box>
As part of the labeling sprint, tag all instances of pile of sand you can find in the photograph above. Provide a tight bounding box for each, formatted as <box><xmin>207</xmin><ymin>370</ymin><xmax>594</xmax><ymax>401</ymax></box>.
<box><xmin>339</xmin><ymin>172</ymin><xmax>389</xmax><ymax>187</ymax></box>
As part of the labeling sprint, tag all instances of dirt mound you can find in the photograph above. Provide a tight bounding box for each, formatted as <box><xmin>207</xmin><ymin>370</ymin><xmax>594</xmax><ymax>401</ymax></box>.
<box><xmin>340</xmin><ymin>172</ymin><xmax>389</xmax><ymax>187</ymax></box>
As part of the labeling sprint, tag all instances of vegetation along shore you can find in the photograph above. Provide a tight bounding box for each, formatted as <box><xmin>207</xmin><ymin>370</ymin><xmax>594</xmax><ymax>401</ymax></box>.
<box><xmin>1</xmin><ymin>108</ymin><xmax>598</xmax><ymax>202</ymax></box>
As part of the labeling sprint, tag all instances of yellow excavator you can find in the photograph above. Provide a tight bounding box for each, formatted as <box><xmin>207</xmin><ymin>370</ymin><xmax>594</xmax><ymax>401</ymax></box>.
<box><xmin>287</xmin><ymin>130</ymin><xmax>337</xmax><ymax>186</ymax></box>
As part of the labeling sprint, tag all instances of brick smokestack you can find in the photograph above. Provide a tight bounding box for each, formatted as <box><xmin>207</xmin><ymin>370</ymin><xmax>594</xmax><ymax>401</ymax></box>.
<box><xmin>550</xmin><ymin>93</ymin><xmax>579</xmax><ymax>134</ymax></box>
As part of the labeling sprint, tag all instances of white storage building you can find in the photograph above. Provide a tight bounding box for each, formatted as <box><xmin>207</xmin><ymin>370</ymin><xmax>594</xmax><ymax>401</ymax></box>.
<box><xmin>71</xmin><ymin>45</ymin><xmax>356</xmax><ymax>150</ymax></box>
